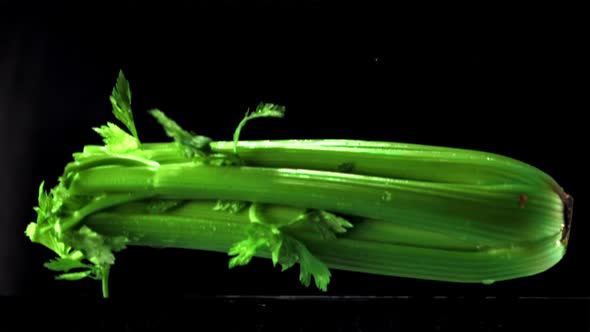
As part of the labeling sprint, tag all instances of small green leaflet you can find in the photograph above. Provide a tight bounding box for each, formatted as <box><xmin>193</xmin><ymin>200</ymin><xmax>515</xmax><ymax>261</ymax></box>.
<box><xmin>26</xmin><ymin>220</ymin><xmax>71</xmax><ymax>260</ymax></box>
<box><xmin>55</xmin><ymin>271</ymin><xmax>93</xmax><ymax>281</ymax></box>
<box><xmin>149</xmin><ymin>109</ymin><xmax>213</xmax><ymax>159</ymax></box>
<box><xmin>228</xmin><ymin>204</ymin><xmax>333</xmax><ymax>291</ymax></box>
<box><xmin>64</xmin><ymin>226</ymin><xmax>128</xmax><ymax>266</ymax></box>
<box><xmin>145</xmin><ymin>199</ymin><xmax>185</xmax><ymax>214</ymax></box>
<box><xmin>228</xmin><ymin>224</ymin><xmax>331</xmax><ymax>291</ymax></box>
<box><xmin>228</xmin><ymin>236</ymin><xmax>273</xmax><ymax>267</ymax></box>
<box><xmin>26</xmin><ymin>181</ymin><xmax>72</xmax><ymax>258</ymax></box>
<box><xmin>93</xmin><ymin>122</ymin><xmax>139</xmax><ymax>153</ymax></box>
<box><xmin>228</xmin><ymin>223</ymin><xmax>282</xmax><ymax>268</ymax></box>
<box><xmin>293</xmin><ymin>209</ymin><xmax>354</xmax><ymax>240</ymax></box>
<box><xmin>233</xmin><ymin>103</ymin><xmax>286</xmax><ymax>154</ymax></box>
<box><xmin>45</xmin><ymin>226</ymin><xmax>128</xmax><ymax>293</ymax></box>
<box><xmin>44</xmin><ymin>257</ymin><xmax>91</xmax><ymax>272</ymax></box>
<box><xmin>278</xmin><ymin>236</ymin><xmax>331</xmax><ymax>292</ymax></box>
<box><xmin>110</xmin><ymin>70</ymin><xmax>140</xmax><ymax>145</ymax></box>
<box><xmin>213</xmin><ymin>200</ymin><xmax>250</xmax><ymax>214</ymax></box>
<box><xmin>205</xmin><ymin>153</ymin><xmax>244</xmax><ymax>166</ymax></box>
<box><xmin>32</xmin><ymin>181</ymin><xmax>50</xmax><ymax>224</ymax></box>
<box><xmin>44</xmin><ymin>257</ymin><xmax>94</xmax><ymax>281</ymax></box>
<box><xmin>149</xmin><ymin>109</ymin><xmax>242</xmax><ymax>166</ymax></box>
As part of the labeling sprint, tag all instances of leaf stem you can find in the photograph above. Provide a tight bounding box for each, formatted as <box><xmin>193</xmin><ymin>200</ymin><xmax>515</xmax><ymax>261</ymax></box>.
<box><xmin>102</xmin><ymin>264</ymin><xmax>110</xmax><ymax>298</ymax></box>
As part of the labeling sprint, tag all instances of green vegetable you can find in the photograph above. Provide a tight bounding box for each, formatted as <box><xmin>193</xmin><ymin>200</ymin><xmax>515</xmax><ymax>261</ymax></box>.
<box><xmin>25</xmin><ymin>70</ymin><xmax>573</xmax><ymax>298</ymax></box>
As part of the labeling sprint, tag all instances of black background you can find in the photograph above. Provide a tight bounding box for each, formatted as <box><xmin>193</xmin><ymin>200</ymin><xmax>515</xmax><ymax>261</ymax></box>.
<box><xmin>1</xmin><ymin>3</ymin><xmax>588</xmax><ymax>331</ymax></box>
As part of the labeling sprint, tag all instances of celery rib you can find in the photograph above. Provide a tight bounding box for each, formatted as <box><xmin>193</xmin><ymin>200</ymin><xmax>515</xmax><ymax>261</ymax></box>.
<box><xmin>84</xmin><ymin>207</ymin><xmax>564</xmax><ymax>284</ymax></box>
<box><xmin>69</xmin><ymin>164</ymin><xmax>564</xmax><ymax>245</ymax></box>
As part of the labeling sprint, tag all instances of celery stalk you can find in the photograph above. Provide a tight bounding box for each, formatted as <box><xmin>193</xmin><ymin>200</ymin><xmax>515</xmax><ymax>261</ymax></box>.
<box><xmin>25</xmin><ymin>70</ymin><xmax>573</xmax><ymax>298</ymax></box>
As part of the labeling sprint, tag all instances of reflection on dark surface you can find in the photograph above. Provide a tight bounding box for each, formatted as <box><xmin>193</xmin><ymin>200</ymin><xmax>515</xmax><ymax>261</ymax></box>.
<box><xmin>2</xmin><ymin>295</ymin><xmax>590</xmax><ymax>331</ymax></box>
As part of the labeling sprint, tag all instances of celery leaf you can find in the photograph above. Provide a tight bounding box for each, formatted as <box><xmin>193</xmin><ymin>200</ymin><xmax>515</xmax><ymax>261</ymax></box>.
<box><xmin>228</xmin><ymin>204</ymin><xmax>332</xmax><ymax>291</ymax></box>
<box><xmin>233</xmin><ymin>103</ymin><xmax>285</xmax><ymax>153</ymax></box>
<box><xmin>228</xmin><ymin>222</ymin><xmax>282</xmax><ymax>267</ymax></box>
<box><xmin>228</xmin><ymin>237</ymin><xmax>270</xmax><ymax>268</ymax></box>
<box><xmin>93</xmin><ymin>122</ymin><xmax>139</xmax><ymax>152</ymax></box>
<box><xmin>64</xmin><ymin>225</ymin><xmax>128</xmax><ymax>267</ymax></box>
<box><xmin>293</xmin><ymin>209</ymin><xmax>354</xmax><ymax>240</ymax></box>
<box><xmin>149</xmin><ymin>109</ymin><xmax>213</xmax><ymax>159</ymax></box>
<box><xmin>55</xmin><ymin>271</ymin><xmax>93</xmax><ymax>281</ymax></box>
<box><xmin>45</xmin><ymin>256</ymin><xmax>95</xmax><ymax>281</ymax></box>
<box><xmin>26</xmin><ymin>181</ymin><xmax>72</xmax><ymax>257</ymax></box>
<box><xmin>110</xmin><ymin>70</ymin><xmax>139</xmax><ymax>144</ymax></box>
<box><xmin>44</xmin><ymin>257</ymin><xmax>90</xmax><ymax>272</ymax></box>
<box><xmin>149</xmin><ymin>109</ymin><xmax>243</xmax><ymax>165</ymax></box>
<box><xmin>144</xmin><ymin>199</ymin><xmax>185</xmax><ymax>214</ymax></box>
<box><xmin>279</xmin><ymin>236</ymin><xmax>331</xmax><ymax>291</ymax></box>
<box><xmin>213</xmin><ymin>200</ymin><xmax>250</xmax><ymax>214</ymax></box>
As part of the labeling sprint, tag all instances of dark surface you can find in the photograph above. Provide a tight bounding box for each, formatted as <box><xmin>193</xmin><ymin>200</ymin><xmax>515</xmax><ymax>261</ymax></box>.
<box><xmin>1</xmin><ymin>3</ymin><xmax>587</xmax><ymax>330</ymax></box>
<box><xmin>2</xmin><ymin>296</ymin><xmax>590</xmax><ymax>331</ymax></box>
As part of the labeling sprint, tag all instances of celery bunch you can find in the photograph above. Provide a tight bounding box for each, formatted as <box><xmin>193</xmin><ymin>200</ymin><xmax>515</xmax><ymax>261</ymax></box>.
<box><xmin>25</xmin><ymin>71</ymin><xmax>573</xmax><ymax>298</ymax></box>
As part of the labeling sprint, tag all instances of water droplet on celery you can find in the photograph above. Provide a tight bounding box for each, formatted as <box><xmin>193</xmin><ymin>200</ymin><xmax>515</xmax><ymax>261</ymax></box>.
<box><xmin>381</xmin><ymin>191</ymin><xmax>392</xmax><ymax>202</ymax></box>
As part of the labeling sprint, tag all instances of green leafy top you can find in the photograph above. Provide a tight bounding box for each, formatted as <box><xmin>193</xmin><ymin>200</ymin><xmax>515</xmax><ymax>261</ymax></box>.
<box><xmin>24</xmin><ymin>70</ymin><xmax>141</xmax><ymax>298</ymax></box>
<box><xmin>26</xmin><ymin>69</ymin><xmax>341</xmax><ymax>296</ymax></box>
<box><xmin>25</xmin><ymin>181</ymin><xmax>128</xmax><ymax>297</ymax></box>
<box><xmin>110</xmin><ymin>70</ymin><xmax>140</xmax><ymax>147</ymax></box>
